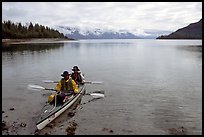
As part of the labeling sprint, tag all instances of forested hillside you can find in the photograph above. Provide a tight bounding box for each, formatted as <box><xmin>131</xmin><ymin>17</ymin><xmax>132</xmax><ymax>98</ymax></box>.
<box><xmin>2</xmin><ymin>20</ymin><xmax>67</xmax><ymax>39</ymax></box>
<box><xmin>157</xmin><ymin>19</ymin><xmax>202</xmax><ymax>39</ymax></box>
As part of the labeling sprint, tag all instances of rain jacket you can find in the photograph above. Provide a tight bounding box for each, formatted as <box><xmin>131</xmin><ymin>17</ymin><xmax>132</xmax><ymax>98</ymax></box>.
<box><xmin>55</xmin><ymin>77</ymin><xmax>78</xmax><ymax>93</ymax></box>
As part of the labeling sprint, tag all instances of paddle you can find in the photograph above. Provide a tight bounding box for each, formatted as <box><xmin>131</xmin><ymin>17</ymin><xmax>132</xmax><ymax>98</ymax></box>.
<box><xmin>42</xmin><ymin>80</ymin><xmax>103</xmax><ymax>84</ymax></box>
<box><xmin>27</xmin><ymin>84</ymin><xmax>105</xmax><ymax>98</ymax></box>
<box><xmin>27</xmin><ymin>84</ymin><xmax>56</xmax><ymax>91</ymax></box>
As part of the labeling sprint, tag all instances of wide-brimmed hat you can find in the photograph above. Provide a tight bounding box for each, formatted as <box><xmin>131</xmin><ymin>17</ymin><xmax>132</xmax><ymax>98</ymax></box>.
<box><xmin>72</xmin><ymin>66</ymin><xmax>80</xmax><ymax>71</ymax></box>
<box><xmin>61</xmin><ymin>71</ymin><xmax>70</xmax><ymax>77</ymax></box>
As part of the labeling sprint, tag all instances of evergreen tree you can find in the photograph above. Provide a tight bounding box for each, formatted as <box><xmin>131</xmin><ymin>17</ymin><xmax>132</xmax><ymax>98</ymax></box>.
<box><xmin>2</xmin><ymin>20</ymin><xmax>68</xmax><ymax>39</ymax></box>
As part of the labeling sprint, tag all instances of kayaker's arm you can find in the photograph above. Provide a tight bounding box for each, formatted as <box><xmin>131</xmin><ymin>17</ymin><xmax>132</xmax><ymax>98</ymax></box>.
<box><xmin>72</xmin><ymin>80</ymin><xmax>78</xmax><ymax>93</ymax></box>
<box><xmin>55</xmin><ymin>80</ymin><xmax>62</xmax><ymax>92</ymax></box>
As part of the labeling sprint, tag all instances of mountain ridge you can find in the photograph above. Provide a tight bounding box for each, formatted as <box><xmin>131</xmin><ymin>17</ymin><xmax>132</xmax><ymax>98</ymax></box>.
<box><xmin>55</xmin><ymin>26</ymin><xmax>171</xmax><ymax>39</ymax></box>
<box><xmin>157</xmin><ymin>19</ymin><xmax>202</xmax><ymax>39</ymax></box>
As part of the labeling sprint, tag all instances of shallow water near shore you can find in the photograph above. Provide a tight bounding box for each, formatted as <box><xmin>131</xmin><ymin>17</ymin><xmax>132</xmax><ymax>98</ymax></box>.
<box><xmin>2</xmin><ymin>39</ymin><xmax>202</xmax><ymax>135</ymax></box>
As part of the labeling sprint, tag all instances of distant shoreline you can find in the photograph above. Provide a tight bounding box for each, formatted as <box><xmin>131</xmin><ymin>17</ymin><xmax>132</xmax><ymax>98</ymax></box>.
<box><xmin>2</xmin><ymin>38</ymin><xmax>75</xmax><ymax>45</ymax></box>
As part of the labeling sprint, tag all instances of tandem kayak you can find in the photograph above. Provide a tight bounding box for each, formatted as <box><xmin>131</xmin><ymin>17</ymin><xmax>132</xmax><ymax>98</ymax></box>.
<box><xmin>36</xmin><ymin>84</ymin><xmax>86</xmax><ymax>130</ymax></box>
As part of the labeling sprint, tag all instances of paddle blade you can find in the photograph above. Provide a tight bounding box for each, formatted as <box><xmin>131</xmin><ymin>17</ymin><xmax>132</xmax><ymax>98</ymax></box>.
<box><xmin>27</xmin><ymin>84</ymin><xmax>45</xmax><ymax>91</ymax></box>
<box><xmin>84</xmin><ymin>81</ymin><xmax>103</xmax><ymax>84</ymax></box>
<box><xmin>91</xmin><ymin>81</ymin><xmax>103</xmax><ymax>84</ymax></box>
<box><xmin>90</xmin><ymin>93</ymin><xmax>105</xmax><ymax>99</ymax></box>
<box><xmin>42</xmin><ymin>80</ymin><xmax>58</xmax><ymax>83</ymax></box>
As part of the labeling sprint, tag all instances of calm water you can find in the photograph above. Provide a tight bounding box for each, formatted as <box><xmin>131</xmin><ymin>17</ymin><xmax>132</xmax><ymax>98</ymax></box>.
<box><xmin>2</xmin><ymin>39</ymin><xmax>202</xmax><ymax>135</ymax></box>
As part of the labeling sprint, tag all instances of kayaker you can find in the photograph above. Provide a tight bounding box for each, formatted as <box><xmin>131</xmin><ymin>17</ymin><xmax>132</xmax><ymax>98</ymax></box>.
<box><xmin>49</xmin><ymin>71</ymin><xmax>78</xmax><ymax>104</ymax></box>
<box><xmin>71</xmin><ymin>66</ymin><xmax>85</xmax><ymax>85</ymax></box>
<box><xmin>55</xmin><ymin>70</ymin><xmax>78</xmax><ymax>94</ymax></box>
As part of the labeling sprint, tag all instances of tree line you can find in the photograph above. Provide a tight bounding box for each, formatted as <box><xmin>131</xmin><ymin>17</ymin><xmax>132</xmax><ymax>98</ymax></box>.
<box><xmin>2</xmin><ymin>20</ymin><xmax>68</xmax><ymax>39</ymax></box>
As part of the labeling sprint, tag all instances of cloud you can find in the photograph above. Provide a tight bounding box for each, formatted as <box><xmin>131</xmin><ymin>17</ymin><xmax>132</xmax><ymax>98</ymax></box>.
<box><xmin>2</xmin><ymin>2</ymin><xmax>202</xmax><ymax>32</ymax></box>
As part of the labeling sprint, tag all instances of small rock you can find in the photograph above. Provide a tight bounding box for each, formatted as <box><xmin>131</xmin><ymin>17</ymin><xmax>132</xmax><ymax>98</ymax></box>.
<box><xmin>10</xmin><ymin>121</ymin><xmax>18</xmax><ymax>129</ymax></box>
<box><xmin>66</xmin><ymin>121</ymin><xmax>78</xmax><ymax>135</ymax></box>
<box><xmin>109</xmin><ymin>129</ymin><xmax>113</xmax><ymax>133</ymax></box>
<box><xmin>72</xmin><ymin>122</ymin><xmax>77</xmax><ymax>127</ymax></box>
<box><xmin>68</xmin><ymin>112</ymin><xmax>75</xmax><ymax>117</ymax></box>
<box><xmin>102</xmin><ymin>128</ymin><xmax>113</xmax><ymax>133</ymax></box>
<box><xmin>168</xmin><ymin>127</ymin><xmax>187</xmax><ymax>135</ymax></box>
<box><xmin>34</xmin><ymin>129</ymin><xmax>39</xmax><ymax>135</ymax></box>
<box><xmin>46</xmin><ymin>123</ymin><xmax>55</xmax><ymax>128</ymax></box>
<box><xmin>2</xmin><ymin>121</ymin><xmax>9</xmax><ymax>131</ymax></box>
<box><xmin>102</xmin><ymin>128</ymin><xmax>109</xmax><ymax>131</ymax></box>
<box><xmin>66</xmin><ymin>126</ymin><xmax>76</xmax><ymax>135</ymax></box>
<box><xmin>2</xmin><ymin>111</ymin><xmax>5</xmax><ymax>113</ymax></box>
<box><xmin>59</xmin><ymin>124</ymin><xmax>64</xmax><ymax>127</ymax></box>
<box><xmin>9</xmin><ymin>108</ymin><xmax>15</xmax><ymax>111</ymax></box>
<box><xmin>20</xmin><ymin>122</ymin><xmax>26</xmax><ymax>127</ymax></box>
<box><xmin>2</xmin><ymin>121</ymin><xmax>6</xmax><ymax>126</ymax></box>
<box><xmin>2</xmin><ymin>125</ymin><xmax>9</xmax><ymax>131</ymax></box>
<box><xmin>177</xmin><ymin>126</ymin><xmax>187</xmax><ymax>134</ymax></box>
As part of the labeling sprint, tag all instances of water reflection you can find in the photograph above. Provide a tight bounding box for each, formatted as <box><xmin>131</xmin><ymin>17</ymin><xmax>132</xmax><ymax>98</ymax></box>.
<box><xmin>65</xmin><ymin>42</ymin><xmax>80</xmax><ymax>49</ymax></box>
<box><xmin>176</xmin><ymin>45</ymin><xmax>202</xmax><ymax>53</ymax></box>
<box><xmin>2</xmin><ymin>43</ymin><xmax>64</xmax><ymax>53</ymax></box>
<box><xmin>2</xmin><ymin>43</ymin><xmax>65</xmax><ymax>69</ymax></box>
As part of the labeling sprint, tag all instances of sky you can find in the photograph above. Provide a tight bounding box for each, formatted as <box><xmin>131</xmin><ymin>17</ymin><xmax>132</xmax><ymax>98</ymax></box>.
<box><xmin>2</xmin><ymin>2</ymin><xmax>202</xmax><ymax>35</ymax></box>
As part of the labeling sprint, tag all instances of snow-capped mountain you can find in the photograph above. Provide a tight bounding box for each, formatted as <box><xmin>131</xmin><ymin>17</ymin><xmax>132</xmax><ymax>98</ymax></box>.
<box><xmin>54</xmin><ymin>26</ymin><xmax>172</xmax><ymax>39</ymax></box>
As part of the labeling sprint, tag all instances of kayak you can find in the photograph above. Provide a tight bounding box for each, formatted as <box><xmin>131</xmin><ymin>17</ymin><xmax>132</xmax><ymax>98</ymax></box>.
<box><xmin>36</xmin><ymin>84</ymin><xmax>86</xmax><ymax>130</ymax></box>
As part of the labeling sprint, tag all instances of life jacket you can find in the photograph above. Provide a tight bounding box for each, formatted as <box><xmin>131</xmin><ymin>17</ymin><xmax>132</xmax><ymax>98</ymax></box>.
<box><xmin>48</xmin><ymin>78</ymin><xmax>73</xmax><ymax>104</ymax></box>
<box><xmin>61</xmin><ymin>78</ymin><xmax>74</xmax><ymax>91</ymax></box>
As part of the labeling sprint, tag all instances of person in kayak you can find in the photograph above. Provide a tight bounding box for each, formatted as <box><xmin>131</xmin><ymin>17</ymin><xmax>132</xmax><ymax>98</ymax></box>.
<box><xmin>49</xmin><ymin>71</ymin><xmax>78</xmax><ymax>104</ymax></box>
<box><xmin>55</xmin><ymin>70</ymin><xmax>78</xmax><ymax>93</ymax></box>
<box><xmin>71</xmin><ymin>66</ymin><xmax>85</xmax><ymax>85</ymax></box>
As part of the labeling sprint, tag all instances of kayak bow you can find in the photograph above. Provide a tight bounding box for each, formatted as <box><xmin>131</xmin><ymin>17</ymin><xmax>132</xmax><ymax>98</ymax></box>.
<box><xmin>36</xmin><ymin>84</ymin><xmax>85</xmax><ymax>130</ymax></box>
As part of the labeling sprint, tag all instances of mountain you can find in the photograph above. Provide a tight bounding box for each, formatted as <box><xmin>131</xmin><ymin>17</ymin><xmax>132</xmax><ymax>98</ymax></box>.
<box><xmin>55</xmin><ymin>26</ymin><xmax>141</xmax><ymax>39</ymax></box>
<box><xmin>157</xmin><ymin>19</ymin><xmax>202</xmax><ymax>39</ymax></box>
<box><xmin>55</xmin><ymin>26</ymin><xmax>172</xmax><ymax>39</ymax></box>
